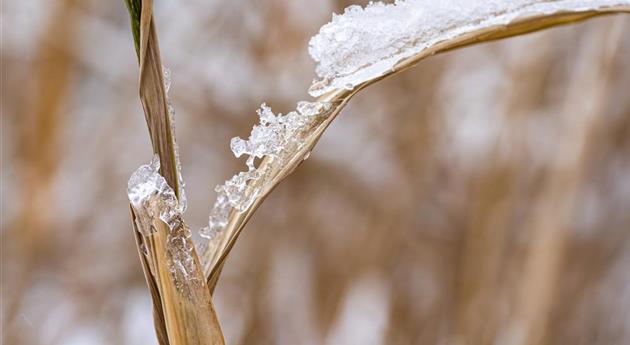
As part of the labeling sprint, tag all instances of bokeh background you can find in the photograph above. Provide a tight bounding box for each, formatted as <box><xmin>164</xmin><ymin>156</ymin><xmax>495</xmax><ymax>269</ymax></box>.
<box><xmin>2</xmin><ymin>1</ymin><xmax>630</xmax><ymax>344</ymax></box>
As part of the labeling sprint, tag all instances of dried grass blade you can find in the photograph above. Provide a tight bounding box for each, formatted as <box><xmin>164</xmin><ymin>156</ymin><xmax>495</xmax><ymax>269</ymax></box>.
<box><xmin>137</xmin><ymin>0</ymin><xmax>179</xmax><ymax>196</ymax></box>
<box><xmin>125</xmin><ymin>0</ymin><xmax>225</xmax><ymax>343</ymax></box>
<box><xmin>131</xmin><ymin>208</ymin><xmax>170</xmax><ymax>345</ymax></box>
<box><xmin>204</xmin><ymin>6</ymin><xmax>630</xmax><ymax>288</ymax></box>
<box><xmin>137</xmin><ymin>218</ymin><xmax>225</xmax><ymax>345</ymax></box>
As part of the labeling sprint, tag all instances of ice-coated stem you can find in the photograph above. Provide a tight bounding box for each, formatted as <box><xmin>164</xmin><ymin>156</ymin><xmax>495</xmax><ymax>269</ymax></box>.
<box><xmin>124</xmin><ymin>1</ymin><xmax>223</xmax><ymax>344</ymax></box>
<box><xmin>200</xmin><ymin>92</ymin><xmax>350</xmax><ymax>286</ymax></box>
<box><xmin>128</xmin><ymin>158</ymin><xmax>224</xmax><ymax>345</ymax></box>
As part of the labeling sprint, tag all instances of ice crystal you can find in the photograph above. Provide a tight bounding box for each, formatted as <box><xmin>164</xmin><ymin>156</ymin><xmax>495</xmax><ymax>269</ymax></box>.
<box><xmin>308</xmin><ymin>0</ymin><xmax>629</xmax><ymax>96</ymax></box>
<box><xmin>163</xmin><ymin>65</ymin><xmax>172</xmax><ymax>93</ymax></box>
<box><xmin>166</xmin><ymin>218</ymin><xmax>199</xmax><ymax>291</ymax></box>
<box><xmin>201</xmin><ymin>101</ymin><xmax>332</xmax><ymax>239</ymax></box>
<box><xmin>200</xmin><ymin>169</ymin><xmax>261</xmax><ymax>239</ymax></box>
<box><xmin>128</xmin><ymin>156</ymin><xmax>198</xmax><ymax>290</ymax></box>
<box><xmin>163</xmin><ymin>65</ymin><xmax>188</xmax><ymax>213</ymax></box>
<box><xmin>127</xmin><ymin>156</ymin><xmax>181</xmax><ymax>232</ymax></box>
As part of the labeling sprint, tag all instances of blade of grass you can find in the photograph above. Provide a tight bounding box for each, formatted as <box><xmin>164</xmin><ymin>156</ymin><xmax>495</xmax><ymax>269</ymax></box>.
<box><xmin>123</xmin><ymin>0</ymin><xmax>141</xmax><ymax>61</ymax></box>
<box><xmin>130</xmin><ymin>208</ymin><xmax>170</xmax><ymax>345</ymax></box>
<box><xmin>203</xmin><ymin>6</ymin><xmax>630</xmax><ymax>290</ymax></box>
<box><xmin>124</xmin><ymin>1</ymin><xmax>224</xmax><ymax>343</ymax></box>
<box><xmin>137</xmin><ymin>0</ymin><xmax>179</xmax><ymax>196</ymax></box>
<box><xmin>133</xmin><ymin>216</ymin><xmax>225</xmax><ymax>345</ymax></box>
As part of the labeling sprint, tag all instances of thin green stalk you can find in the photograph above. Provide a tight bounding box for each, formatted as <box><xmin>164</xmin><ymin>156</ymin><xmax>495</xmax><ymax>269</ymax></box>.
<box><xmin>124</xmin><ymin>0</ymin><xmax>141</xmax><ymax>61</ymax></box>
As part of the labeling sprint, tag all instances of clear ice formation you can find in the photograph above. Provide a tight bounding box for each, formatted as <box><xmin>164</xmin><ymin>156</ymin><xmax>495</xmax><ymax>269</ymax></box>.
<box><xmin>127</xmin><ymin>156</ymin><xmax>198</xmax><ymax>288</ymax></box>
<box><xmin>163</xmin><ymin>66</ymin><xmax>188</xmax><ymax>213</ymax></box>
<box><xmin>200</xmin><ymin>101</ymin><xmax>331</xmax><ymax>239</ymax></box>
<box><xmin>308</xmin><ymin>0</ymin><xmax>630</xmax><ymax>97</ymax></box>
<box><xmin>166</xmin><ymin>217</ymin><xmax>199</xmax><ymax>290</ymax></box>
<box><xmin>128</xmin><ymin>156</ymin><xmax>183</xmax><ymax>233</ymax></box>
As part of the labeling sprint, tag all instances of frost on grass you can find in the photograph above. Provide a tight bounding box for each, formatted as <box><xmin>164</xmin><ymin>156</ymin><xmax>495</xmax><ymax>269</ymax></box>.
<box><xmin>308</xmin><ymin>0</ymin><xmax>630</xmax><ymax>97</ymax></box>
<box><xmin>126</xmin><ymin>67</ymin><xmax>188</xmax><ymax>232</ymax></box>
<box><xmin>128</xmin><ymin>156</ymin><xmax>183</xmax><ymax>232</ymax></box>
<box><xmin>163</xmin><ymin>66</ymin><xmax>188</xmax><ymax>213</ymax></box>
<box><xmin>199</xmin><ymin>0</ymin><xmax>630</xmax><ymax>260</ymax></box>
<box><xmin>127</xmin><ymin>156</ymin><xmax>198</xmax><ymax>290</ymax></box>
<box><xmin>200</xmin><ymin>101</ymin><xmax>332</xmax><ymax>240</ymax></box>
<box><xmin>128</xmin><ymin>67</ymin><xmax>199</xmax><ymax>290</ymax></box>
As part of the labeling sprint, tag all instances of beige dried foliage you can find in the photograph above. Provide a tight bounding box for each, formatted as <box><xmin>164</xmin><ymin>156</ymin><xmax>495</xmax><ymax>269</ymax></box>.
<box><xmin>123</xmin><ymin>1</ymin><xmax>629</xmax><ymax>343</ymax></box>
<box><xmin>202</xmin><ymin>5</ymin><xmax>630</xmax><ymax>292</ymax></box>
<box><xmin>127</xmin><ymin>1</ymin><xmax>224</xmax><ymax>344</ymax></box>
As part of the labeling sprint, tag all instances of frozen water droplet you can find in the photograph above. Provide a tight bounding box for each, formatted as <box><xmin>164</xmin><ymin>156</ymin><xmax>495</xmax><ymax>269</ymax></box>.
<box><xmin>160</xmin><ymin>65</ymin><xmax>187</xmax><ymax>213</ymax></box>
<box><xmin>200</xmin><ymin>225</ymin><xmax>220</xmax><ymax>240</ymax></box>
<box><xmin>231</xmin><ymin>137</ymin><xmax>248</xmax><ymax>158</ymax></box>
<box><xmin>258</xmin><ymin>103</ymin><xmax>276</xmax><ymax>124</ymax></box>
<box><xmin>297</xmin><ymin>101</ymin><xmax>330</xmax><ymax>117</ymax></box>
<box><xmin>127</xmin><ymin>156</ymin><xmax>182</xmax><ymax>234</ymax></box>
<box><xmin>162</xmin><ymin>65</ymin><xmax>172</xmax><ymax>93</ymax></box>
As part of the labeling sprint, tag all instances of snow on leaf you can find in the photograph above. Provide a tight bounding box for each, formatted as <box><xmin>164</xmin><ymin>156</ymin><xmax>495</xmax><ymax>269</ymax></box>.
<box><xmin>308</xmin><ymin>0</ymin><xmax>630</xmax><ymax>97</ymax></box>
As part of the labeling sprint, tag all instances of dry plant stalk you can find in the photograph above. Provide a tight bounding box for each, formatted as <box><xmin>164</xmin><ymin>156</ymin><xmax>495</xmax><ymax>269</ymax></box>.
<box><xmin>123</xmin><ymin>0</ymin><xmax>629</xmax><ymax>343</ymax></box>
<box><xmin>124</xmin><ymin>0</ymin><xmax>223</xmax><ymax>344</ymax></box>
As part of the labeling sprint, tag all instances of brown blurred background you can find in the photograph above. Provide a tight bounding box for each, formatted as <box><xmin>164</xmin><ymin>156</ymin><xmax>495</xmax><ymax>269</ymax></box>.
<box><xmin>2</xmin><ymin>1</ymin><xmax>630</xmax><ymax>344</ymax></box>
